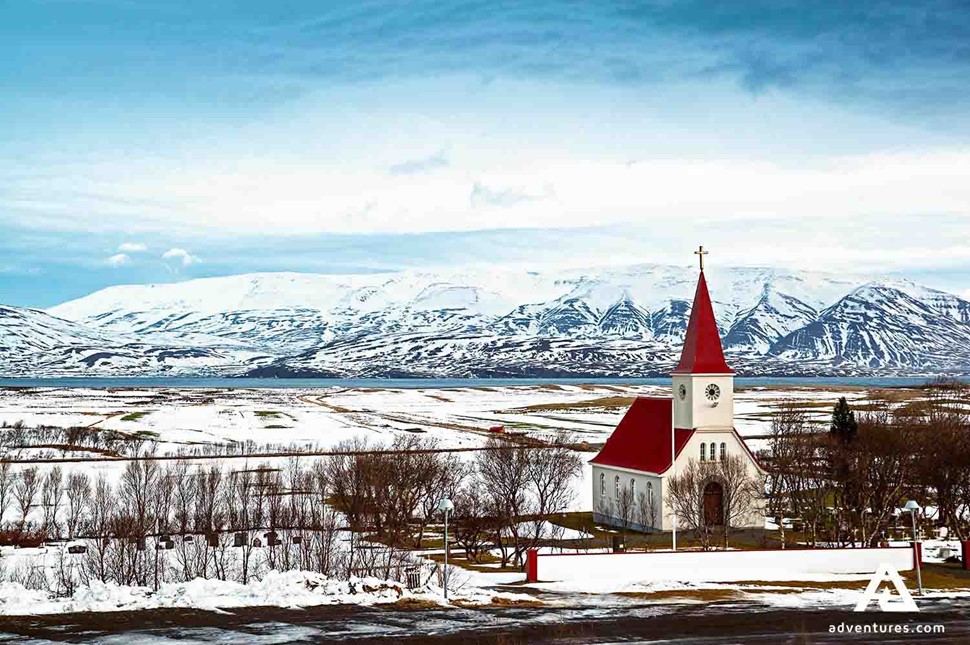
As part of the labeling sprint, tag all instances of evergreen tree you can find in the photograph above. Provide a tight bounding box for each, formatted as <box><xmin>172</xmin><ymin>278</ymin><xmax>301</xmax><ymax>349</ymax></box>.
<box><xmin>830</xmin><ymin>397</ymin><xmax>858</xmax><ymax>445</ymax></box>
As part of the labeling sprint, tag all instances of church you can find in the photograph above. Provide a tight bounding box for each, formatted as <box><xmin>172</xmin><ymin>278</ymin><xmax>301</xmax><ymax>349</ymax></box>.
<box><xmin>591</xmin><ymin>251</ymin><xmax>764</xmax><ymax>532</ymax></box>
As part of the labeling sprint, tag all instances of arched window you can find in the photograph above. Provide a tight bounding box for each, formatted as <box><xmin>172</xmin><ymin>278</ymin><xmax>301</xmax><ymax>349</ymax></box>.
<box><xmin>600</xmin><ymin>472</ymin><xmax>605</xmax><ymax>496</ymax></box>
<box><xmin>700</xmin><ymin>442</ymin><xmax>706</xmax><ymax>462</ymax></box>
<box><xmin>709</xmin><ymin>443</ymin><xmax>716</xmax><ymax>462</ymax></box>
<box><xmin>614</xmin><ymin>476</ymin><xmax>620</xmax><ymax>500</ymax></box>
<box><xmin>720</xmin><ymin>442</ymin><xmax>727</xmax><ymax>461</ymax></box>
<box><xmin>647</xmin><ymin>481</ymin><xmax>654</xmax><ymax>504</ymax></box>
<box><xmin>631</xmin><ymin>478</ymin><xmax>637</xmax><ymax>500</ymax></box>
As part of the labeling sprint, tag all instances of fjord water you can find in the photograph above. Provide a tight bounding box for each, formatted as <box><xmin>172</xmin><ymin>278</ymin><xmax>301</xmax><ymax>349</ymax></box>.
<box><xmin>0</xmin><ymin>377</ymin><xmax>956</xmax><ymax>389</ymax></box>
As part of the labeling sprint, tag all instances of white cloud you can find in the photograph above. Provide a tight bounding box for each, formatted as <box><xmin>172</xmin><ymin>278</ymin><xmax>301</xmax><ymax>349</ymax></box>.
<box><xmin>22</xmin><ymin>148</ymin><xmax>968</xmax><ymax>239</ymax></box>
<box><xmin>118</xmin><ymin>242</ymin><xmax>147</xmax><ymax>253</ymax></box>
<box><xmin>161</xmin><ymin>248</ymin><xmax>199</xmax><ymax>267</ymax></box>
<box><xmin>106</xmin><ymin>253</ymin><xmax>130</xmax><ymax>267</ymax></box>
<box><xmin>6</xmin><ymin>135</ymin><xmax>970</xmax><ymax>277</ymax></box>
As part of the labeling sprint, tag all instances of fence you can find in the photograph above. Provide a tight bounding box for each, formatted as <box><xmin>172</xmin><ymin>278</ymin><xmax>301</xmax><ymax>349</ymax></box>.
<box><xmin>525</xmin><ymin>545</ymin><xmax>922</xmax><ymax>584</ymax></box>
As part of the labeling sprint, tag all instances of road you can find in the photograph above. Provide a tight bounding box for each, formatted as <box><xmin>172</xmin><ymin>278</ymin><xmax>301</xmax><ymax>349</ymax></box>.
<box><xmin>2</xmin><ymin>597</ymin><xmax>968</xmax><ymax>644</ymax></box>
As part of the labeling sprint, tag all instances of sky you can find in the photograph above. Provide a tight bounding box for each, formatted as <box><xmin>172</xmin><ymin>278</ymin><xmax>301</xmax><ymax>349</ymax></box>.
<box><xmin>2</xmin><ymin>1</ymin><xmax>970</xmax><ymax>307</ymax></box>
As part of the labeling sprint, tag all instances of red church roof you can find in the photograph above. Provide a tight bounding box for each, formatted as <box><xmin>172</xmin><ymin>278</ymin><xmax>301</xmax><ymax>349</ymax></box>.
<box><xmin>671</xmin><ymin>271</ymin><xmax>734</xmax><ymax>375</ymax></box>
<box><xmin>589</xmin><ymin>397</ymin><xmax>695</xmax><ymax>474</ymax></box>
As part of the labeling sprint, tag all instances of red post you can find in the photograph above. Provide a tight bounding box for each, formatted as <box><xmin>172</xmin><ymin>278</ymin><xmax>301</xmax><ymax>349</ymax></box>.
<box><xmin>962</xmin><ymin>540</ymin><xmax>970</xmax><ymax>571</ymax></box>
<box><xmin>525</xmin><ymin>548</ymin><xmax>538</xmax><ymax>582</ymax></box>
<box><xmin>913</xmin><ymin>541</ymin><xmax>922</xmax><ymax>567</ymax></box>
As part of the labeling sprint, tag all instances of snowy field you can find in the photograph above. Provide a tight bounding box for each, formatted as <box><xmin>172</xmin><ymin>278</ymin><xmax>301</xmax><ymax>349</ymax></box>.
<box><xmin>0</xmin><ymin>382</ymin><xmax>873</xmax><ymax>449</ymax></box>
<box><xmin>0</xmin><ymin>383</ymin><xmax>876</xmax><ymax>514</ymax></box>
<box><xmin>3</xmin><ymin>382</ymin><xmax>964</xmax><ymax>621</ymax></box>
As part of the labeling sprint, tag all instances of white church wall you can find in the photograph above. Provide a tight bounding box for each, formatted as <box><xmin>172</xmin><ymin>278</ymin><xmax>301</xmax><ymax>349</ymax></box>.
<box><xmin>531</xmin><ymin>547</ymin><xmax>915</xmax><ymax>586</ymax></box>
<box><xmin>664</xmin><ymin>431</ymin><xmax>765</xmax><ymax>530</ymax></box>
<box><xmin>592</xmin><ymin>465</ymin><xmax>663</xmax><ymax>532</ymax></box>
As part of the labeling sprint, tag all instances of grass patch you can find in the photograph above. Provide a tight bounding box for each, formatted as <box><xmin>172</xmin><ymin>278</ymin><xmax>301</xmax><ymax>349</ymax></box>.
<box><xmin>617</xmin><ymin>589</ymin><xmax>744</xmax><ymax>602</ymax></box>
<box><xmin>487</xmin><ymin>596</ymin><xmax>544</xmax><ymax>608</ymax></box>
<box><xmin>119</xmin><ymin>412</ymin><xmax>149</xmax><ymax>422</ymax></box>
<box><xmin>264</xmin><ymin>424</ymin><xmax>290</xmax><ymax>429</ymax></box>
<box><xmin>731</xmin><ymin>564</ymin><xmax>970</xmax><ymax>593</ymax></box>
<box><xmin>507</xmin><ymin>396</ymin><xmax>635</xmax><ymax>413</ymax></box>
<box><xmin>387</xmin><ymin>597</ymin><xmax>441</xmax><ymax>610</ymax></box>
<box><xmin>254</xmin><ymin>410</ymin><xmax>282</xmax><ymax>419</ymax></box>
<box><xmin>732</xmin><ymin>579</ymin><xmax>867</xmax><ymax>591</ymax></box>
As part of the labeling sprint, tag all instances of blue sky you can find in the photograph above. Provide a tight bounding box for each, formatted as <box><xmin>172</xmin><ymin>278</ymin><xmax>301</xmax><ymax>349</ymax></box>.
<box><xmin>2</xmin><ymin>1</ymin><xmax>970</xmax><ymax>307</ymax></box>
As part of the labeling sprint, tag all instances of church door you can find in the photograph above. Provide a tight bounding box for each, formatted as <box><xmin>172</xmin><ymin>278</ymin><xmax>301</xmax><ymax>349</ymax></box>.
<box><xmin>703</xmin><ymin>482</ymin><xmax>724</xmax><ymax>527</ymax></box>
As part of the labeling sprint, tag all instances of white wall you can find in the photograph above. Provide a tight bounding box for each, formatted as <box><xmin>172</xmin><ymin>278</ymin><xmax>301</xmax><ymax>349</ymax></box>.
<box><xmin>665</xmin><ymin>429</ymin><xmax>764</xmax><ymax>530</ymax></box>
<box><xmin>534</xmin><ymin>547</ymin><xmax>915</xmax><ymax>584</ymax></box>
<box><xmin>592</xmin><ymin>465</ymin><xmax>662</xmax><ymax>531</ymax></box>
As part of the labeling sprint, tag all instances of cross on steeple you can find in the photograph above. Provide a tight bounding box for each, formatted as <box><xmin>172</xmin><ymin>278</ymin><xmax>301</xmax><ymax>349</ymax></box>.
<box><xmin>694</xmin><ymin>245</ymin><xmax>709</xmax><ymax>272</ymax></box>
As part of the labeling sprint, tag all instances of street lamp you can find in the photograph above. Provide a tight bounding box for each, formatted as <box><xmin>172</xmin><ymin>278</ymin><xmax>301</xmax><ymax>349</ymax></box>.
<box><xmin>903</xmin><ymin>500</ymin><xmax>923</xmax><ymax>596</ymax></box>
<box><xmin>437</xmin><ymin>497</ymin><xmax>454</xmax><ymax>600</ymax></box>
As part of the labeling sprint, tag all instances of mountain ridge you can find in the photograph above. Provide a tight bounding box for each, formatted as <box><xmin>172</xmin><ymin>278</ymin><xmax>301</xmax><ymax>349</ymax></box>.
<box><xmin>0</xmin><ymin>264</ymin><xmax>965</xmax><ymax>377</ymax></box>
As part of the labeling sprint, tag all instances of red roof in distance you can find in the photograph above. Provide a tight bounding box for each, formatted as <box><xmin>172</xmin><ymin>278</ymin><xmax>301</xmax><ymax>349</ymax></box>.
<box><xmin>672</xmin><ymin>271</ymin><xmax>734</xmax><ymax>375</ymax></box>
<box><xmin>590</xmin><ymin>397</ymin><xmax>694</xmax><ymax>474</ymax></box>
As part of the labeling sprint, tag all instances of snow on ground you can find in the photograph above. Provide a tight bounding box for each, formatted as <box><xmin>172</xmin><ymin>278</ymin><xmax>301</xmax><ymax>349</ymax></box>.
<box><xmin>0</xmin><ymin>382</ymin><xmax>874</xmax><ymax>449</ymax></box>
<box><xmin>0</xmin><ymin>383</ymin><xmax>888</xmax><ymax>513</ymax></box>
<box><xmin>0</xmin><ymin>569</ymin><xmax>531</xmax><ymax>616</ymax></box>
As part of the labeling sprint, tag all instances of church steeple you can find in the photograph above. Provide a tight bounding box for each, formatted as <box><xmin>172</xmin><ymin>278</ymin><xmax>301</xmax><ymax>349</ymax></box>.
<box><xmin>672</xmin><ymin>258</ymin><xmax>733</xmax><ymax>376</ymax></box>
<box><xmin>671</xmin><ymin>250</ymin><xmax>735</xmax><ymax>430</ymax></box>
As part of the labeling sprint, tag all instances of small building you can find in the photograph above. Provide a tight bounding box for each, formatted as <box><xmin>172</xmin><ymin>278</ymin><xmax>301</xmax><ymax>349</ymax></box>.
<box><xmin>590</xmin><ymin>261</ymin><xmax>764</xmax><ymax>532</ymax></box>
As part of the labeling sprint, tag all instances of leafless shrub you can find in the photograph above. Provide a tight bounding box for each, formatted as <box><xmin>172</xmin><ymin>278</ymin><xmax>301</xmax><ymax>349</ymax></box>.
<box><xmin>14</xmin><ymin>466</ymin><xmax>40</xmax><ymax>531</ymax></box>
<box><xmin>64</xmin><ymin>471</ymin><xmax>91</xmax><ymax>539</ymax></box>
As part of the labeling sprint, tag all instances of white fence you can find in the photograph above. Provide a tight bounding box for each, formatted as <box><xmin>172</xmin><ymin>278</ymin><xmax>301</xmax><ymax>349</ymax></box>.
<box><xmin>526</xmin><ymin>547</ymin><xmax>915</xmax><ymax>584</ymax></box>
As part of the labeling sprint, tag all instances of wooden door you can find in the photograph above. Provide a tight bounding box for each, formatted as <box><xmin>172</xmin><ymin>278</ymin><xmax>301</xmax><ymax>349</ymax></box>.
<box><xmin>703</xmin><ymin>482</ymin><xmax>724</xmax><ymax>527</ymax></box>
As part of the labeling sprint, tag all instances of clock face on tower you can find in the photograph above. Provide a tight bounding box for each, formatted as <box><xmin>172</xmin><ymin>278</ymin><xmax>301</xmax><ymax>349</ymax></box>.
<box><xmin>678</xmin><ymin>384</ymin><xmax>687</xmax><ymax>401</ymax></box>
<box><xmin>705</xmin><ymin>383</ymin><xmax>721</xmax><ymax>401</ymax></box>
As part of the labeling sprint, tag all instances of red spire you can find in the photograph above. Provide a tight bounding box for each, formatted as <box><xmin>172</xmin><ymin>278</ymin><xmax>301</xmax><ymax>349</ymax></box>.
<box><xmin>672</xmin><ymin>271</ymin><xmax>734</xmax><ymax>375</ymax></box>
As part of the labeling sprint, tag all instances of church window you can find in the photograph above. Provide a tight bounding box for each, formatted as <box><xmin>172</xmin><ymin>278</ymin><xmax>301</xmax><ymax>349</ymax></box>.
<box><xmin>600</xmin><ymin>472</ymin><xmax>605</xmax><ymax>496</ymax></box>
<box><xmin>647</xmin><ymin>481</ymin><xmax>654</xmax><ymax>505</ymax></box>
<box><xmin>700</xmin><ymin>443</ymin><xmax>706</xmax><ymax>462</ymax></box>
<box><xmin>709</xmin><ymin>443</ymin><xmax>716</xmax><ymax>462</ymax></box>
<box><xmin>631</xmin><ymin>478</ymin><xmax>637</xmax><ymax>499</ymax></box>
<box><xmin>614</xmin><ymin>476</ymin><xmax>620</xmax><ymax>500</ymax></box>
<box><xmin>720</xmin><ymin>443</ymin><xmax>726</xmax><ymax>461</ymax></box>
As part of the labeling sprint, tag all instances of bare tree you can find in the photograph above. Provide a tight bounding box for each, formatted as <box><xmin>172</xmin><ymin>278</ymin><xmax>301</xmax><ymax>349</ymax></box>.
<box><xmin>64</xmin><ymin>472</ymin><xmax>91</xmax><ymax>538</ymax></box>
<box><xmin>451</xmin><ymin>484</ymin><xmax>498</xmax><ymax>563</ymax></box>
<box><xmin>85</xmin><ymin>475</ymin><xmax>115</xmax><ymax>582</ymax></box>
<box><xmin>524</xmin><ymin>434</ymin><xmax>583</xmax><ymax>555</ymax></box>
<box><xmin>41</xmin><ymin>466</ymin><xmax>65</xmax><ymax>538</ymax></box>
<box><xmin>477</xmin><ymin>434</ymin><xmax>582</xmax><ymax>568</ymax></box>
<box><xmin>915</xmin><ymin>384</ymin><xmax>970</xmax><ymax>540</ymax></box>
<box><xmin>717</xmin><ymin>454</ymin><xmax>762</xmax><ymax>548</ymax></box>
<box><xmin>14</xmin><ymin>466</ymin><xmax>40</xmax><ymax>531</ymax></box>
<box><xmin>851</xmin><ymin>411</ymin><xmax>919</xmax><ymax>547</ymax></box>
<box><xmin>667</xmin><ymin>458</ymin><xmax>715</xmax><ymax>549</ymax></box>
<box><xmin>614</xmin><ymin>483</ymin><xmax>636</xmax><ymax>536</ymax></box>
<box><xmin>416</xmin><ymin>449</ymin><xmax>466</xmax><ymax>548</ymax></box>
<box><xmin>636</xmin><ymin>487</ymin><xmax>659</xmax><ymax>532</ymax></box>
<box><xmin>0</xmin><ymin>461</ymin><xmax>12</xmax><ymax>528</ymax></box>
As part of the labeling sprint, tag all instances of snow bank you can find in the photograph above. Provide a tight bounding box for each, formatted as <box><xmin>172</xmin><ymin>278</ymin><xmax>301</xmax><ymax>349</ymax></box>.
<box><xmin>0</xmin><ymin>570</ymin><xmax>528</xmax><ymax>616</ymax></box>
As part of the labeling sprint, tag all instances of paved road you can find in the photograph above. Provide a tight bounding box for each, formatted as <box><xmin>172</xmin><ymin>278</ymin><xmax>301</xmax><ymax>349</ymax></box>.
<box><xmin>1</xmin><ymin>597</ymin><xmax>968</xmax><ymax>644</ymax></box>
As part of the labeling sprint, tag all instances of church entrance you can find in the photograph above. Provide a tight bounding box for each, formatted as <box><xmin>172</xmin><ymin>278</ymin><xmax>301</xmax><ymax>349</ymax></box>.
<box><xmin>703</xmin><ymin>482</ymin><xmax>724</xmax><ymax>527</ymax></box>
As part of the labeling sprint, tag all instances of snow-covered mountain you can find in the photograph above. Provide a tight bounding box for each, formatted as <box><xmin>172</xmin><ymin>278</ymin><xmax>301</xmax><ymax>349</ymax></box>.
<box><xmin>1</xmin><ymin>265</ymin><xmax>967</xmax><ymax>377</ymax></box>
<box><xmin>770</xmin><ymin>283</ymin><xmax>970</xmax><ymax>371</ymax></box>
<box><xmin>0</xmin><ymin>305</ymin><xmax>267</xmax><ymax>376</ymax></box>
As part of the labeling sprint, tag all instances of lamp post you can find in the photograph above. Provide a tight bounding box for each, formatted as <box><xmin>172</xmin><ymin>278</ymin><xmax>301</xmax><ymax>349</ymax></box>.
<box><xmin>437</xmin><ymin>497</ymin><xmax>454</xmax><ymax>600</ymax></box>
<box><xmin>903</xmin><ymin>500</ymin><xmax>923</xmax><ymax>596</ymax></box>
<box><xmin>671</xmin><ymin>403</ymin><xmax>677</xmax><ymax>552</ymax></box>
